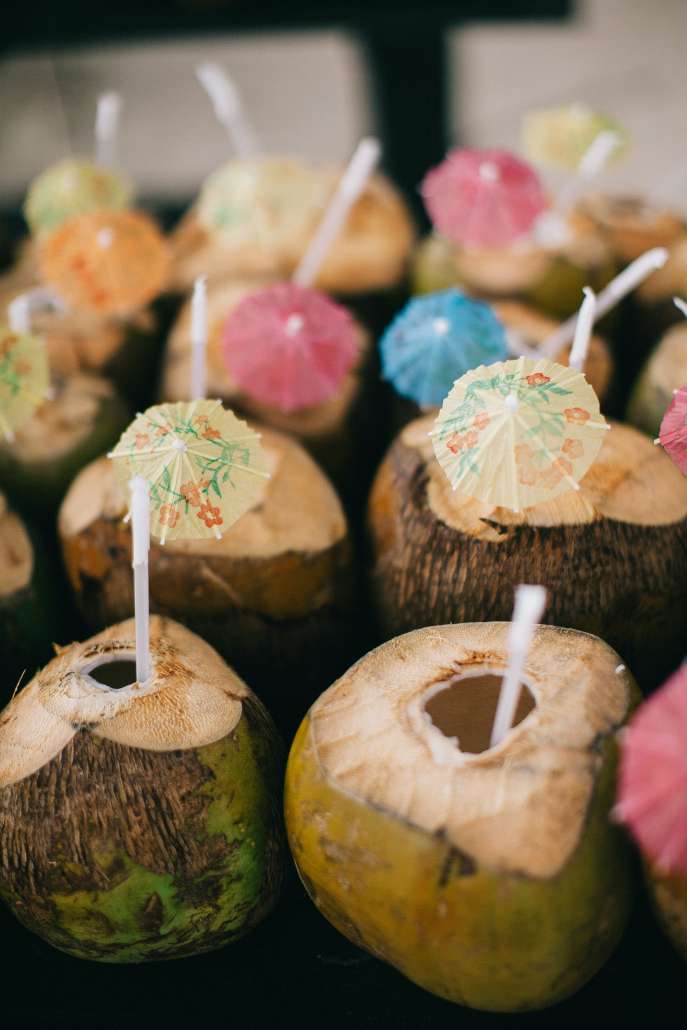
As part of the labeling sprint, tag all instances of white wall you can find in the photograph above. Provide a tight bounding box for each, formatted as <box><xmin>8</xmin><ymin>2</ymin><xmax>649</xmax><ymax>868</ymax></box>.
<box><xmin>1</xmin><ymin>0</ymin><xmax>686</xmax><ymax>207</ymax></box>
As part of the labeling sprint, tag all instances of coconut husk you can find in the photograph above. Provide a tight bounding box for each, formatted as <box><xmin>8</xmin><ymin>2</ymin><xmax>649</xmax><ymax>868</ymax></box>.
<box><xmin>368</xmin><ymin>415</ymin><xmax>687</xmax><ymax>689</ymax></box>
<box><xmin>0</xmin><ymin>616</ymin><xmax>284</xmax><ymax>962</ymax></box>
<box><xmin>626</xmin><ymin>322</ymin><xmax>687</xmax><ymax>437</ymax></box>
<box><xmin>58</xmin><ymin>429</ymin><xmax>356</xmax><ymax>722</ymax></box>
<box><xmin>285</xmin><ymin>621</ymin><xmax>635</xmax><ymax>1011</ymax></box>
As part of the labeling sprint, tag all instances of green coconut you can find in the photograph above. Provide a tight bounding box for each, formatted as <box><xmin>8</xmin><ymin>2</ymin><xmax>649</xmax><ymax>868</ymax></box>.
<box><xmin>285</xmin><ymin>621</ymin><xmax>636</xmax><ymax>1011</ymax></box>
<box><xmin>644</xmin><ymin>865</ymin><xmax>687</xmax><ymax>961</ymax></box>
<box><xmin>410</xmin><ymin>229</ymin><xmax>615</xmax><ymax>323</ymax></box>
<box><xmin>0</xmin><ymin>616</ymin><xmax>284</xmax><ymax>962</ymax></box>
<box><xmin>0</xmin><ymin>373</ymin><xmax>129</xmax><ymax>520</ymax></box>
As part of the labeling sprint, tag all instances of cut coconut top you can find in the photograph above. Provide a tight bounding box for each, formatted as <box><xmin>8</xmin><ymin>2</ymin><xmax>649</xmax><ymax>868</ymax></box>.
<box><xmin>0</xmin><ymin>494</ymin><xmax>32</xmax><ymax>598</ymax></box>
<box><xmin>0</xmin><ymin>374</ymin><xmax>117</xmax><ymax>463</ymax></box>
<box><xmin>58</xmin><ymin>426</ymin><xmax>347</xmax><ymax>558</ymax></box>
<box><xmin>400</xmin><ymin>413</ymin><xmax>687</xmax><ymax>534</ymax></box>
<box><xmin>0</xmin><ymin>616</ymin><xmax>248</xmax><ymax>788</ymax></box>
<box><xmin>160</xmin><ymin>278</ymin><xmax>369</xmax><ymax>438</ymax></box>
<box><xmin>636</xmin><ymin>238</ymin><xmax>687</xmax><ymax>303</ymax></box>
<box><xmin>308</xmin><ymin>622</ymin><xmax>632</xmax><ymax>878</ymax></box>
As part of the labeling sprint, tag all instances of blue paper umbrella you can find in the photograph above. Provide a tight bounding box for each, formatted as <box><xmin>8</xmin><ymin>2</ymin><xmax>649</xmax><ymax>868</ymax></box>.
<box><xmin>380</xmin><ymin>288</ymin><xmax>508</xmax><ymax>407</ymax></box>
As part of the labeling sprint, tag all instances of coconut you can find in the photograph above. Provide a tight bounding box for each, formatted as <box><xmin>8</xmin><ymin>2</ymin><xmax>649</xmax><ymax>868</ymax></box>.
<box><xmin>0</xmin><ymin>373</ymin><xmax>130</xmax><ymax>519</ymax></box>
<box><xmin>645</xmin><ymin>867</ymin><xmax>687</xmax><ymax>960</ymax></box>
<box><xmin>0</xmin><ymin>616</ymin><xmax>284</xmax><ymax>962</ymax></box>
<box><xmin>368</xmin><ymin>415</ymin><xmax>687</xmax><ymax>690</ymax></box>
<box><xmin>410</xmin><ymin>227</ymin><xmax>615</xmax><ymax>323</ymax></box>
<box><xmin>159</xmin><ymin>279</ymin><xmax>377</xmax><ymax>502</ymax></box>
<box><xmin>285</xmin><ymin>621</ymin><xmax>636</xmax><ymax>1011</ymax></box>
<box><xmin>573</xmin><ymin>193</ymin><xmax>685</xmax><ymax>264</ymax></box>
<box><xmin>168</xmin><ymin>171</ymin><xmax>414</xmax><ymax>301</ymax></box>
<box><xmin>626</xmin><ymin>322</ymin><xmax>687</xmax><ymax>437</ymax></box>
<box><xmin>0</xmin><ymin>492</ymin><xmax>65</xmax><ymax>699</ymax></box>
<box><xmin>388</xmin><ymin>300</ymin><xmax>613</xmax><ymax>435</ymax></box>
<box><xmin>58</xmin><ymin>428</ymin><xmax>355</xmax><ymax>721</ymax></box>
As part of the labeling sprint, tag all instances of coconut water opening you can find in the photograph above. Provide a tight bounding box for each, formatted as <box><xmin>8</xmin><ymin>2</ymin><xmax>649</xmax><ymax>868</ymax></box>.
<box><xmin>424</xmin><ymin>673</ymin><xmax>536</xmax><ymax>754</ymax></box>
<box><xmin>88</xmin><ymin>659</ymin><xmax>138</xmax><ymax>690</ymax></box>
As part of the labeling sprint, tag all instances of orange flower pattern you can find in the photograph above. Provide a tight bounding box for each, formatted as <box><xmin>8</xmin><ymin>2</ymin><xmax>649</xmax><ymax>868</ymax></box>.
<box><xmin>562</xmin><ymin>437</ymin><xmax>584</xmax><ymax>458</ymax></box>
<box><xmin>197</xmin><ymin>501</ymin><xmax>224</xmax><ymax>529</ymax></box>
<box><xmin>473</xmin><ymin>411</ymin><xmax>490</xmax><ymax>430</ymax></box>
<box><xmin>159</xmin><ymin>504</ymin><xmax>179</xmax><ymax>528</ymax></box>
<box><xmin>564</xmin><ymin>407</ymin><xmax>590</xmax><ymax>425</ymax></box>
<box><xmin>135</xmin><ymin>432</ymin><xmax>150</xmax><ymax>450</ymax></box>
<box><xmin>526</xmin><ymin>372</ymin><xmax>551</xmax><ymax>387</ymax></box>
<box><xmin>202</xmin><ymin>426</ymin><xmax>221</xmax><ymax>440</ymax></box>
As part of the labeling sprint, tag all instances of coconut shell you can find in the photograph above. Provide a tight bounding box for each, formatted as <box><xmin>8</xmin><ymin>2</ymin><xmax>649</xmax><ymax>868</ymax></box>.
<box><xmin>626</xmin><ymin>322</ymin><xmax>687</xmax><ymax>437</ymax></box>
<box><xmin>285</xmin><ymin>621</ymin><xmax>636</xmax><ymax>1010</ymax></box>
<box><xmin>160</xmin><ymin>279</ymin><xmax>379</xmax><ymax>503</ymax></box>
<box><xmin>0</xmin><ymin>373</ymin><xmax>130</xmax><ymax>520</ymax></box>
<box><xmin>167</xmin><ymin>172</ymin><xmax>414</xmax><ymax>297</ymax></box>
<box><xmin>573</xmin><ymin>194</ymin><xmax>685</xmax><ymax>265</ymax></box>
<box><xmin>368</xmin><ymin>415</ymin><xmax>687</xmax><ymax>690</ymax></box>
<box><xmin>645</xmin><ymin>865</ymin><xmax>687</xmax><ymax>960</ymax></box>
<box><xmin>0</xmin><ymin>616</ymin><xmax>284</xmax><ymax>962</ymax></box>
<box><xmin>58</xmin><ymin>429</ymin><xmax>356</xmax><ymax>722</ymax></box>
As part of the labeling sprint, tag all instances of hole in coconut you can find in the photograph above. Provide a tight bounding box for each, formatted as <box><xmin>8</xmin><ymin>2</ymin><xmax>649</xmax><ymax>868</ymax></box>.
<box><xmin>87</xmin><ymin>659</ymin><xmax>138</xmax><ymax>690</ymax></box>
<box><xmin>424</xmin><ymin>673</ymin><xmax>536</xmax><ymax>755</ymax></box>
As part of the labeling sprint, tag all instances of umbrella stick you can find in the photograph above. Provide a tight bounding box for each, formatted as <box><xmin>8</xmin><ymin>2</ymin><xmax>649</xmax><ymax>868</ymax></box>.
<box><xmin>568</xmin><ymin>286</ymin><xmax>596</xmax><ymax>372</ymax></box>
<box><xmin>196</xmin><ymin>63</ymin><xmax>259</xmax><ymax>159</ymax></box>
<box><xmin>130</xmin><ymin>476</ymin><xmax>151</xmax><ymax>684</ymax></box>
<box><xmin>491</xmin><ymin>585</ymin><xmax>547</xmax><ymax>748</ymax></box>
<box><xmin>541</xmin><ymin>247</ymin><xmax>669</xmax><ymax>357</ymax></box>
<box><xmin>293</xmin><ymin>137</ymin><xmax>381</xmax><ymax>289</ymax></box>
<box><xmin>190</xmin><ymin>275</ymin><xmax>208</xmax><ymax>401</ymax></box>
<box><xmin>95</xmin><ymin>91</ymin><xmax>122</xmax><ymax>169</ymax></box>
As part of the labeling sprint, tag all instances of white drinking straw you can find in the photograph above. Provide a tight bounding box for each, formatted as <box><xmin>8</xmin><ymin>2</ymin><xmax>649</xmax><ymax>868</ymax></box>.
<box><xmin>556</xmin><ymin>128</ymin><xmax>622</xmax><ymax>214</ymax></box>
<box><xmin>8</xmin><ymin>288</ymin><xmax>65</xmax><ymax>336</ymax></box>
<box><xmin>95</xmin><ymin>91</ymin><xmax>122</xmax><ymax>168</ymax></box>
<box><xmin>568</xmin><ymin>286</ymin><xmax>596</xmax><ymax>372</ymax></box>
<box><xmin>541</xmin><ymin>247</ymin><xmax>669</xmax><ymax>357</ymax></box>
<box><xmin>491</xmin><ymin>585</ymin><xmax>548</xmax><ymax>748</ymax></box>
<box><xmin>293</xmin><ymin>137</ymin><xmax>381</xmax><ymax>289</ymax></box>
<box><xmin>190</xmin><ymin>275</ymin><xmax>208</xmax><ymax>401</ymax></box>
<box><xmin>674</xmin><ymin>296</ymin><xmax>687</xmax><ymax>319</ymax></box>
<box><xmin>130</xmin><ymin>475</ymin><xmax>151</xmax><ymax>684</ymax></box>
<box><xmin>196</xmin><ymin>63</ymin><xmax>259</xmax><ymax>159</ymax></box>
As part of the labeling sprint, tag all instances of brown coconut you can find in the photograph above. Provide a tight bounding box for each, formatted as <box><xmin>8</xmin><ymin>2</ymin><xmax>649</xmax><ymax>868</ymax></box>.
<box><xmin>368</xmin><ymin>415</ymin><xmax>687</xmax><ymax>690</ymax></box>
<box><xmin>58</xmin><ymin>429</ymin><xmax>356</xmax><ymax>721</ymax></box>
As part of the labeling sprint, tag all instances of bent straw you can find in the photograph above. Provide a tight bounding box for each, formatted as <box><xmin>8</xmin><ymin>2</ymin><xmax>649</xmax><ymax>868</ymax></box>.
<box><xmin>196</xmin><ymin>63</ymin><xmax>259</xmax><ymax>159</ymax></box>
<box><xmin>568</xmin><ymin>286</ymin><xmax>596</xmax><ymax>372</ymax></box>
<box><xmin>491</xmin><ymin>584</ymin><xmax>548</xmax><ymax>747</ymax></box>
<box><xmin>95</xmin><ymin>91</ymin><xmax>122</xmax><ymax>168</ymax></box>
<box><xmin>130</xmin><ymin>475</ymin><xmax>151</xmax><ymax>684</ymax></box>
<box><xmin>293</xmin><ymin>137</ymin><xmax>381</xmax><ymax>289</ymax></box>
<box><xmin>190</xmin><ymin>275</ymin><xmax>208</xmax><ymax>401</ymax></box>
<box><xmin>541</xmin><ymin>247</ymin><xmax>669</xmax><ymax>357</ymax></box>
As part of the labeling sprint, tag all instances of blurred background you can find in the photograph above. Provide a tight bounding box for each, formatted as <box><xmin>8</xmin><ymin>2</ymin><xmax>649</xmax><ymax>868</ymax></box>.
<box><xmin>2</xmin><ymin>0</ymin><xmax>685</xmax><ymax>212</ymax></box>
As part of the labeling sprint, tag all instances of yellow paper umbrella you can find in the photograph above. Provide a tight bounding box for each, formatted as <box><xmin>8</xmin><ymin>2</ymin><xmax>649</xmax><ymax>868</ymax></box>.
<box><xmin>431</xmin><ymin>356</ymin><xmax>608</xmax><ymax>511</ymax></box>
<box><xmin>521</xmin><ymin>104</ymin><xmax>628</xmax><ymax>172</ymax></box>
<box><xmin>37</xmin><ymin>209</ymin><xmax>169</xmax><ymax>317</ymax></box>
<box><xmin>108</xmin><ymin>399</ymin><xmax>269</xmax><ymax>543</ymax></box>
<box><xmin>197</xmin><ymin>157</ymin><xmax>324</xmax><ymax>248</ymax></box>
<box><xmin>24</xmin><ymin>158</ymin><xmax>133</xmax><ymax>236</ymax></box>
<box><xmin>0</xmin><ymin>326</ymin><xmax>49</xmax><ymax>441</ymax></box>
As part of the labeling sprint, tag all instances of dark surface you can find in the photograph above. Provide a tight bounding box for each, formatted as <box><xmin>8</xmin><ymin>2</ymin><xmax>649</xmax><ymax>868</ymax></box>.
<box><xmin>2</xmin><ymin>868</ymin><xmax>684</xmax><ymax>1029</ymax></box>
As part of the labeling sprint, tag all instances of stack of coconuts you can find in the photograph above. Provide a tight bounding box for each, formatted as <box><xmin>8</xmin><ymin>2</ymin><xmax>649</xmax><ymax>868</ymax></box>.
<box><xmin>1</xmin><ymin>94</ymin><xmax>687</xmax><ymax>1021</ymax></box>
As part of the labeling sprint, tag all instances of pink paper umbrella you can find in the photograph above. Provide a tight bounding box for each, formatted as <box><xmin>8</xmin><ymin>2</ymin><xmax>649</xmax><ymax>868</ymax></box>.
<box><xmin>658</xmin><ymin>383</ymin><xmax>687</xmax><ymax>476</ymax></box>
<box><xmin>421</xmin><ymin>148</ymin><xmax>548</xmax><ymax>248</ymax></box>
<box><xmin>223</xmin><ymin>282</ymin><xmax>359</xmax><ymax>413</ymax></box>
<box><xmin>617</xmin><ymin>664</ymin><xmax>687</xmax><ymax>875</ymax></box>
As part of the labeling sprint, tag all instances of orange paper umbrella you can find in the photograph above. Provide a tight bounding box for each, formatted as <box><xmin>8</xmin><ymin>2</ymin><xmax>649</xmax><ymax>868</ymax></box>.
<box><xmin>0</xmin><ymin>326</ymin><xmax>49</xmax><ymax>441</ymax></box>
<box><xmin>431</xmin><ymin>356</ymin><xmax>609</xmax><ymax>511</ymax></box>
<box><xmin>38</xmin><ymin>209</ymin><xmax>169</xmax><ymax>316</ymax></box>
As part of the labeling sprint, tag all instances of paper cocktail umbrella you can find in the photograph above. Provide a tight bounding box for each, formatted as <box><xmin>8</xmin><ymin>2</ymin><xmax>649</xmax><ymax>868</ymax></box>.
<box><xmin>617</xmin><ymin>664</ymin><xmax>687</xmax><ymax>876</ymax></box>
<box><xmin>37</xmin><ymin>209</ymin><xmax>169</xmax><ymax>316</ymax></box>
<box><xmin>380</xmin><ymin>288</ymin><xmax>508</xmax><ymax>408</ymax></box>
<box><xmin>196</xmin><ymin>157</ymin><xmax>322</xmax><ymax>249</ymax></box>
<box><xmin>421</xmin><ymin>148</ymin><xmax>548</xmax><ymax>249</ymax></box>
<box><xmin>24</xmin><ymin>158</ymin><xmax>132</xmax><ymax>237</ymax></box>
<box><xmin>657</xmin><ymin>383</ymin><xmax>687</xmax><ymax>476</ymax></box>
<box><xmin>431</xmin><ymin>355</ymin><xmax>609</xmax><ymax>511</ymax></box>
<box><xmin>108</xmin><ymin>399</ymin><xmax>269</xmax><ymax>682</ymax></box>
<box><xmin>0</xmin><ymin>324</ymin><xmax>49</xmax><ymax>442</ymax></box>
<box><xmin>521</xmin><ymin>103</ymin><xmax>628</xmax><ymax>172</ymax></box>
<box><xmin>222</xmin><ymin>138</ymin><xmax>379</xmax><ymax>414</ymax></box>
<box><xmin>223</xmin><ymin>283</ymin><xmax>358</xmax><ymax>413</ymax></box>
